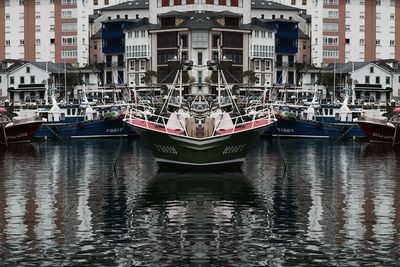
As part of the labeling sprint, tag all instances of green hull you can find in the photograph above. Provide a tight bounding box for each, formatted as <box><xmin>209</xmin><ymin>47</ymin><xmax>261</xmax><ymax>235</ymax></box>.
<box><xmin>126</xmin><ymin>121</ymin><xmax>275</xmax><ymax>169</ymax></box>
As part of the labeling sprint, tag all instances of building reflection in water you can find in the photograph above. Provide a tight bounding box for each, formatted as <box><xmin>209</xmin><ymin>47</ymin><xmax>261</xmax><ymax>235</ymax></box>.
<box><xmin>0</xmin><ymin>139</ymin><xmax>400</xmax><ymax>266</ymax></box>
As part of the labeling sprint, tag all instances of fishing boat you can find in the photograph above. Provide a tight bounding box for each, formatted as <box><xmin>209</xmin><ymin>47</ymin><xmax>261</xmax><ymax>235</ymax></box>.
<box><xmin>356</xmin><ymin>106</ymin><xmax>400</xmax><ymax>145</ymax></box>
<box><xmin>124</xmin><ymin>58</ymin><xmax>276</xmax><ymax>170</ymax></box>
<box><xmin>265</xmin><ymin>86</ymin><xmax>383</xmax><ymax>140</ymax></box>
<box><xmin>0</xmin><ymin>107</ymin><xmax>44</xmax><ymax>145</ymax></box>
<box><xmin>17</xmin><ymin>85</ymin><xmax>135</xmax><ymax>140</ymax></box>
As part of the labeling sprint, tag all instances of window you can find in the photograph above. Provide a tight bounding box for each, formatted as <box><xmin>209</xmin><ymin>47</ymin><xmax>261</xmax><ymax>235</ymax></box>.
<box><xmin>36</xmin><ymin>39</ymin><xmax>41</xmax><ymax>46</ymax></box>
<box><xmin>20</xmin><ymin>40</ymin><xmax>24</xmax><ymax>46</ymax></box>
<box><xmin>323</xmin><ymin>49</ymin><xmax>339</xmax><ymax>58</ymax></box>
<box><xmin>61</xmin><ymin>0</ymin><xmax>77</xmax><ymax>4</ymax></box>
<box><xmin>26</xmin><ymin>67</ymin><xmax>30</xmax><ymax>73</ymax></box>
<box><xmin>62</xmin><ymin>36</ymin><xmax>77</xmax><ymax>46</ymax></box>
<box><xmin>61</xmin><ymin>50</ymin><xmax>77</xmax><ymax>59</ymax></box>
<box><xmin>30</xmin><ymin>76</ymin><xmax>35</xmax><ymax>84</ymax></box>
<box><xmin>10</xmin><ymin>77</ymin><xmax>14</xmax><ymax>85</ymax></box>
<box><xmin>386</xmin><ymin>77</ymin><xmax>390</xmax><ymax>84</ymax></box>
<box><xmin>370</xmin><ymin>67</ymin><xmax>374</xmax><ymax>73</ymax></box>
<box><xmin>140</xmin><ymin>59</ymin><xmax>146</xmax><ymax>71</ymax></box>
<box><xmin>61</xmin><ymin>9</ymin><xmax>75</xmax><ymax>19</ymax></box>
<box><xmin>20</xmin><ymin>76</ymin><xmax>25</xmax><ymax>84</ymax></box>
<box><xmin>139</xmin><ymin>74</ymin><xmax>145</xmax><ymax>86</ymax></box>
<box><xmin>265</xmin><ymin>60</ymin><xmax>271</xmax><ymax>71</ymax></box>
<box><xmin>390</xmin><ymin>40</ymin><xmax>395</xmax><ymax>46</ymax></box>
<box><xmin>359</xmin><ymin>39</ymin><xmax>364</xmax><ymax>46</ymax></box>
<box><xmin>129</xmin><ymin>60</ymin><xmax>135</xmax><ymax>71</ymax></box>
<box><xmin>5</xmin><ymin>40</ymin><xmax>10</xmax><ymax>46</ymax></box>
<box><xmin>254</xmin><ymin>59</ymin><xmax>261</xmax><ymax>71</ymax></box>
<box><xmin>375</xmin><ymin>76</ymin><xmax>380</xmax><ymax>84</ymax></box>
<box><xmin>323</xmin><ymin>0</ymin><xmax>338</xmax><ymax>4</ymax></box>
<box><xmin>62</xmin><ymin>23</ymin><xmax>77</xmax><ymax>32</ymax></box>
<box><xmin>365</xmin><ymin>76</ymin><xmax>370</xmax><ymax>84</ymax></box>
<box><xmin>323</xmin><ymin>36</ymin><xmax>338</xmax><ymax>45</ymax></box>
<box><xmin>198</xmin><ymin>52</ymin><xmax>203</xmax><ymax>65</ymax></box>
<box><xmin>376</xmin><ymin>40</ymin><xmax>381</xmax><ymax>46</ymax></box>
<box><xmin>327</xmin><ymin>10</ymin><xmax>339</xmax><ymax>18</ymax></box>
<box><xmin>323</xmin><ymin>23</ymin><xmax>339</xmax><ymax>32</ymax></box>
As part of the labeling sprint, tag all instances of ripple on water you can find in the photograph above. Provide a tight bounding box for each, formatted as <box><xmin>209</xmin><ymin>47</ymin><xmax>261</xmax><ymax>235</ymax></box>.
<box><xmin>0</xmin><ymin>140</ymin><xmax>400</xmax><ymax>266</ymax></box>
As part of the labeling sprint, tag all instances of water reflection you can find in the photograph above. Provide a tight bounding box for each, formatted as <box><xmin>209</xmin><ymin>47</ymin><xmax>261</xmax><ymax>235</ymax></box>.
<box><xmin>0</xmin><ymin>139</ymin><xmax>399</xmax><ymax>266</ymax></box>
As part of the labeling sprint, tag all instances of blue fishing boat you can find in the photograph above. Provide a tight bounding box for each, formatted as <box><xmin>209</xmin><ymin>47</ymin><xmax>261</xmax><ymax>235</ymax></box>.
<box><xmin>265</xmin><ymin>88</ymin><xmax>383</xmax><ymax>139</ymax></box>
<box><xmin>32</xmin><ymin>96</ymin><xmax>135</xmax><ymax>140</ymax></box>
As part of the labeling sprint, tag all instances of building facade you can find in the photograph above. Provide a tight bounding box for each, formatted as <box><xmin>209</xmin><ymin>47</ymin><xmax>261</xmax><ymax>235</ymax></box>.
<box><xmin>272</xmin><ymin>0</ymin><xmax>400</xmax><ymax>67</ymax></box>
<box><xmin>0</xmin><ymin>0</ymin><xmax>126</xmax><ymax>67</ymax></box>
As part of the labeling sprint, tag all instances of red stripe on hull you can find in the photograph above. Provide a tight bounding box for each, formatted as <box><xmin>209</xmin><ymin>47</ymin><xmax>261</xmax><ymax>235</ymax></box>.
<box><xmin>0</xmin><ymin>121</ymin><xmax>43</xmax><ymax>145</ymax></box>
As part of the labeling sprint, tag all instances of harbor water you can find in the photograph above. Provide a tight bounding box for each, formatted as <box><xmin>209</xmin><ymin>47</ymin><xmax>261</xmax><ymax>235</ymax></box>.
<box><xmin>0</xmin><ymin>138</ymin><xmax>399</xmax><ymax>266</ymax></box>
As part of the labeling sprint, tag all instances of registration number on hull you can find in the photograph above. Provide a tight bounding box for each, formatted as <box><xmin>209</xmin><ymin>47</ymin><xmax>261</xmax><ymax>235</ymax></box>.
<box><xmin>223</xmin><ymin>144</ymin><xmax>246</xmax><ymax>155</ymax></box>
<box><xmin>154</xmin><ymin>144</ymin><xmax>178</xmax><ymax>155</ymax></box>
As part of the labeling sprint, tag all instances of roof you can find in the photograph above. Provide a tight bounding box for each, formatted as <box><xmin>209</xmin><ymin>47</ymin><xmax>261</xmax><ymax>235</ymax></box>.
<box><xmin>325</xmin><ymin>61</ymin><xmax>400</xmax><ymax>74</ymax></box>
<box><xmin>259</xmin><ymin>18</ymin><xmax>299</xmax><ymax>24</ymax></box>
<box><xmin>298</xmin><ymin>29</ymin><xmax>309</xmax><ymax>39</ymax></box>
<box><xmin>91</xmin><ymin>29</ymin><xmax>102</xmax><ymax>39</ymax></box>
<box><xmin>99</xmin><ymin>0</ymin><xmax>148</xmax><ymax>11</ymax></box>
<box><xmin>32</xmin><ymin>62</ymin><xmax>75</xmax><ymax>74</ymax></box>
<box><xmin>252</xmin><ymin>0</ymin><xmax>301</xmax><ymax>11</ymax></box>
<box><xmin>152</xmin><ymin>11</ymin><xmax>247</xmax><ymax>31</ymax></box>
<box><xmin>324</xmin><ymin>62</ymin><xmax>368</xmax><ymax>73</ymax></box>
<box><xmin>246</xmin><ymin>17</ymin><xmax>276</xmax><ymax>31</ymax></box>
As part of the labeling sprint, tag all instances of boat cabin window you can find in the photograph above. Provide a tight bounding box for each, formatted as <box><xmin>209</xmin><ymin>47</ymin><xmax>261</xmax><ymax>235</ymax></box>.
<box><xmin>72</xmin><ymin>109</ymin><xmax>76</xmax><ymax>115</ymax></box>
<box><xmin>39</xmin><ymin>112</ymin><xmax>48</xmax><ymax>120</ymax></box>
<box><xmin>335</xmin><ymin>113</ymin><xmax>340</xmax><ymax>120</ymax></box>
<box><xmin>330</xmin><ymin>109</ymin><xmax>333</xmax><ymax>115</ymax></box>
<box><xmin>61</xmin><ymin>113</ymin><xmax>65</xmax><ymax>121</ymax></box>
<box><xmin>67</xmin><ymin>109</ymin><xmax>71</xmax><ymax>115</ymax></box>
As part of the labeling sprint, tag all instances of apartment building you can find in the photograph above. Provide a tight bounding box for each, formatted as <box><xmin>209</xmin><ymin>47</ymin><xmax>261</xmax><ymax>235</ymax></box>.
<box><xmin>0</xmin><ymin>0</ymin><xmax>126</xmax><ymax>67</ymax></box>
<box><xmin>272</xmin><ymin>0</ymin><xmax>400</xmax><ymax>67</ymax></box>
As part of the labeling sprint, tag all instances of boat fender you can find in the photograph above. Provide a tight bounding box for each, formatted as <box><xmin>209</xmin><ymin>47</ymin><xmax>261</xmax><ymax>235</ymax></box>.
<box><xmin>387</xmin><ymin>122</ymin><xmax>396</xmax><ymax>128</ymax></box>
<box><xmin>315</xmin><ymin>122</ymin><xmax>323</xmax><ymax>129</ymax></box>
<box><xmin>77</xmin><ymin>122</ymin><xmax>85</xmax><ymax>130</ymax></box>
<box><xmin>5</xmin><ymin>122</ymin><xmax>14</xmax><ymax>128</ymax></box>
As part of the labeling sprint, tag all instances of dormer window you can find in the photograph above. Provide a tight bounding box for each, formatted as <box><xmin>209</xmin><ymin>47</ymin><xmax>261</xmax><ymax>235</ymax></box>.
<box><xmin>161</xmin><ymin>17</ymin><xmax>175</xmax><ymax>27</ymax></box>
<box><xmin>225</xmin><ymin>17</ymin><xmax>239</xmax><ymax>27</ymax></box>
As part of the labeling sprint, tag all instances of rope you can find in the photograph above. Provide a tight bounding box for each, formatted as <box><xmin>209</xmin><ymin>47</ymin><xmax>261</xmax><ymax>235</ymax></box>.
<box><xmin>44</xmin><ymin>124</ymin><xmax>65</xmax><ymax>142</ymax></box>
<box><xmin>334</xmin><ymin>124</ymin><xmax>356</xmax><ymax>143</ymax></box>
<box><xmin>2</xmin><ymin>123</ymin><xmax>8</xmax><ymax>146</ymax></box>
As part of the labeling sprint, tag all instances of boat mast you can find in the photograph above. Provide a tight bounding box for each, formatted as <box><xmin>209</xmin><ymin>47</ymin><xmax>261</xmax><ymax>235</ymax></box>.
<box><xmin>45</xmin><ymin>61</ymin><xmax>49</xmax><ymax>105</ymax></box>
<box><xmin>351</xmin><ymin>61</ymin><xmax>356</xmax><ymax>105</ymax></box>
